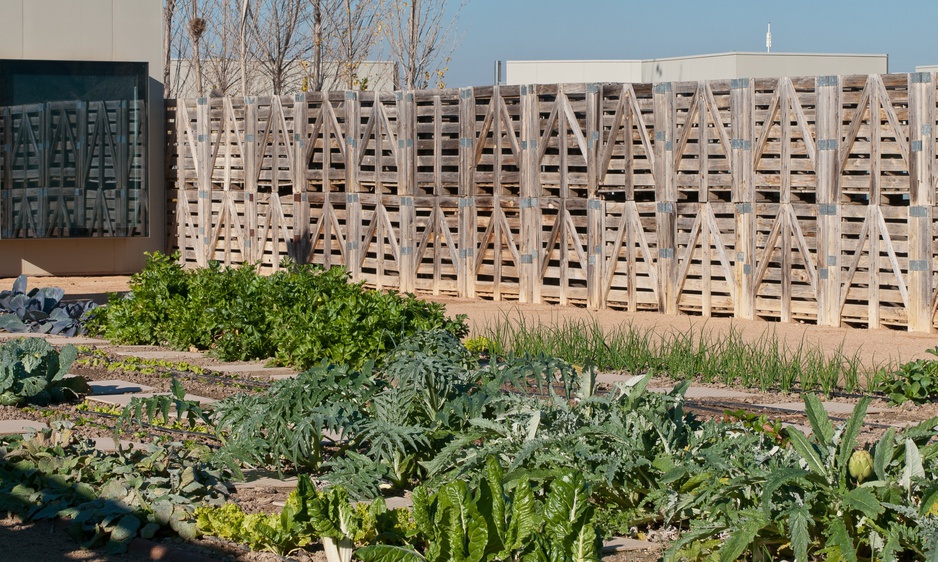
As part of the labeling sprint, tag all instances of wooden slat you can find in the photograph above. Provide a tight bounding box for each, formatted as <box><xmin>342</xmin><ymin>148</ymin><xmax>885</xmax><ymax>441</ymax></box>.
<box><xmin>154</xmin><ymin>73</ymin><xmax>937</xmax><ymax>334</ymax></box>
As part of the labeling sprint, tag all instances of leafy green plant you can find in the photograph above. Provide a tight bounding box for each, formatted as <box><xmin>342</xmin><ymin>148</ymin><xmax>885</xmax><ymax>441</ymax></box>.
<box><xmin>358</xmin><ymin>457</ymin><xmax>600</xmax><ymax>562</ymax></box>
<box><xmin>722</xmin><ymin>408</ymin><xmax>787</xmax><ymax>446</ymax></box>
<box><xmin>197</xmin><ymin>477</ymin><xmax>411</xmax><ymax>560</ymax></box>
<box><xmin>116</xmin><ymin>378</ymin><xmax>213</xmax><ymax>433</ymax></box>
<box><xmin>74</xmin><ymin>347</ymin><xmax>209</xmax><ymax>376</ymax></box>
<box><xmin>0</xmin><ymin>275</ymin><xmax>98</xmax><ymax>336</ymax></box>
<box><xmin>464</xmin><ymin>336</ymin><xmax>499</xmax><ymax>357</ymax></box>
<box><xmin>0</xmin><ymin>338</ymin><xmax>89</xmax><ymax>406</ymax></box>
<box><xmin>667</xmin><ymin>396</ymin><xmax>938</xmax><ymax>561</ymax></box>
<box><xmin>196</xmin><ymin>480</ymin><xmax>315</xmax><ymax>555</ymax></box>
<box><xmin>93</xmin><ymin>253</ymin><xmax>467</xmax><ymax>370</ymax></box>
<box><xmin>875</xmin><ymin>346</ymin><xmax>938</xmax><ymax>404</ymax></box>
<box><xmin>212</xmin><ymin>362</ymin><xmax>375</xmax><ymax>472</ymax></box>
<box><xmin>0</xmin><ymin>423</ymin><xmax>229</xmax><ymax>553</ymax></box>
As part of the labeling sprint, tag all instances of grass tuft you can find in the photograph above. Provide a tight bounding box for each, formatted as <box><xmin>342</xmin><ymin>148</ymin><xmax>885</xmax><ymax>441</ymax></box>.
<box><xmin>475</xmin><ymin>312</ymin><xmax>878</xmax><ymax>394</ymax></box>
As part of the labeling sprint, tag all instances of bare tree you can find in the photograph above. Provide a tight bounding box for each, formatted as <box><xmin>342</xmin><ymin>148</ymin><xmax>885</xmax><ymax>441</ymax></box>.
<box><xmin>202</xmin><ymin>0</ymin><xmax>242</xmax><ymax>95</ymax></box>
<box><xmin>248</xmin><ymin>0</ymin><xmax>310</xmax><ymax>94</ymax></box>
<box><xmin>184</xmin><ymin>1</ymin><xmax>209</xmax><ymax>97</ymax></box>
<box><xmin>163</xmin><ymin>0</ymin><xmax>178</xmax><ymax>95</ymax></box>
<box><xmin>306</xmin><ymin>0</ymin><xmax>328</xmax><ymax>91</ymax></box>
<box><xmin>163</xmin><ymin>0</ymin><xmax>196</xmax><ymax>98</ymax></box>
<box><xmin>383</xmin><ymin>0</ymin><xmax>463</xmax><ymax>90</ymax></box>
<box><xmin>329</xmin><ymin>0</ymin><xmax>382</xmax><ymax>90</ymax></box>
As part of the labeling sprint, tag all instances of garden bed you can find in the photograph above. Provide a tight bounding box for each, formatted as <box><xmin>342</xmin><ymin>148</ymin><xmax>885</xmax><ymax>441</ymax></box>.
<box><xmin>1</xmin><ymin>263</ymin><xmax>936</xmax><ymax>561</ymax></box>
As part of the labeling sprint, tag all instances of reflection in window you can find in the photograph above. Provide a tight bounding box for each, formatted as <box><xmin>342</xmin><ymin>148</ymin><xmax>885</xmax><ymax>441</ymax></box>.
<box><xmin>0</xmin><ymin>60</ymin><xmax>148</xmax><ymax>238</ymax></box>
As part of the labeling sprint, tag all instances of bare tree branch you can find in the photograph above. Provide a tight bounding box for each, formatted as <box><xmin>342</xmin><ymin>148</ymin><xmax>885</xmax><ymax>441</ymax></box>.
<box><xmin>382</xmin><ymin>0</ymin><xmax>464</xmax><ymax>90</ymax></box>
<box><xmin>248</xmin><ymin>0</ymin><xmax>310</xmax><ymax>94</ymax></box>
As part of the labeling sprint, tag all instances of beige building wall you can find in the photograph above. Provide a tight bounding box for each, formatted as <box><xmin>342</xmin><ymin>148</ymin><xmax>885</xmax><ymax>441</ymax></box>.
<box><xmin>731</xmin><ymin>53</ymin><xmax>888</xmax><ymax>80</ymax></box>
<box><xmin>507</xmin><ymin>52</ymin><xmax>888</xmax><ymax>85</ymax></box>
<box><xmin>507</xmin><ymin>60</ymin><xmax>643</xmax><ymax>84</ymax></box>
<box><xmin>0</xmin><ymin>0</ymin><xmax>163</xmax><ymax>277</ymax></box>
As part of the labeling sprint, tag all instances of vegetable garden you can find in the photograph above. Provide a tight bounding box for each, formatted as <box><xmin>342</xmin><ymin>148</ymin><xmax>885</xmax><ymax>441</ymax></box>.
<box><xmin>0</xmin><ymin>253</ymin><xmax>937</xmax><ymax>561</ymax></box>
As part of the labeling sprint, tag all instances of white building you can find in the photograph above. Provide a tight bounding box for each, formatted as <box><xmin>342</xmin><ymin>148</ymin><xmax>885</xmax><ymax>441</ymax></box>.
<box><xmin>507</xmin><ymin>52</ymin><xmax>889</xmax><ymax>85</ymax></box>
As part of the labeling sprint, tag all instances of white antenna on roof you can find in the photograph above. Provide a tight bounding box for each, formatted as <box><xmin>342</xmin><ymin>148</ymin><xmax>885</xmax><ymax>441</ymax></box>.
<box><xmin>766</xmin><ymin>23</ymin><xmax>772</xmax><ymax>53</ymax></box>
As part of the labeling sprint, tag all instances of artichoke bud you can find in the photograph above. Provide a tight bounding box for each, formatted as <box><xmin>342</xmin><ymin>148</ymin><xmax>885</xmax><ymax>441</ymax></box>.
<box><xmin>848</xmin><ymin>450</ymin><xmax>873</xmax><ymax>482</ymax></box>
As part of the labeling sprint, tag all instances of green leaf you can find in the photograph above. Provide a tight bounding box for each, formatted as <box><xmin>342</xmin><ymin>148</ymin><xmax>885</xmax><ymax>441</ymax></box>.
<box><xmin>152</xmin><ymin>500</ymin><xmax>174</xmax><ymax>526</ymax></box>
<box><xmin>169</xmin><ymin>514</ymin><xmax>198</xmax><ymax>541</ymax></box>
<box><xmin>842</xmin><ymin>487</ymin><xmax>883</xmax><ymax>519</ymax></box>
<box><xmin>901</xmin><ymin>438</ymin><xmax>925</xmax><ymax>490</ymax></box>
<box><xmin>786</xmin><ymin>428</ymin><xmax>827</xmax><ymax>477</ymax></box>
<box><xmin>719</xmin><ymin>511</ymin><xmax>767</xmax><ymax>562</ymax></box>
<box><xmin>504</xmin><ymin>481</ymin><xmax>537</xmax><ymax>553</ymax></box>
<box><xmin>106</xmin><ymin>514</ymin><xmax>141</xmax><ymax>553</ymax></box>
<box><xmin>480</xmin><ymin>456</ymin><xmax>506</xmax><ymax>552</ymax></box>
<box><xmin>825</xmin><ymin>518</ymin><xmax>857</xmax><ymax>562</ymax></box>
<box><xmin>140</xmin><ymin>522</ymin><xmax>160</xmax><ymax>540</ymax></box>
<box><xmin>836</xmin><ymin>397</ymin><xmax>870</xmax><ymax>478</ymax></box>
<box><xmin>788</xmin><ymin>506</ymin><xmax>811</xmax><ymax>562</ymax></box>
<box><xmin>761</xmin><ymin>468</ymin><xmax>810</xmax><ymax>514</ymax></box>
<box><xmin>873</xmin><ymin>427</ymin><xmax>896</xmax><ymax>481</ymax></box>
<box><xmin>803</xmin><ymin>394</ymin><xmax>834</xmax><ymax>447</ymax></box>
<box><xmin>571</xmin><ymin>518</ymin><xmax>600</xmax><ymax>562</ymax></box>
<box><xmin>411</xmin><ymin>486</ymin><xmax>432</xmax><ymax>537</ymax></box>
<box><xmin>919</xmin><ymin>482</ymin><xmax>938</xmax><ymax>517</ymax></box>
<box><xmin>54</xmin><ymin>345</ymin><xmax>78</xmax><ymax>380</ymax></box>
<box><xmin>356</xmin><ymin>545</ymin><xmax>426</xmax><ymax>562</ymax></box>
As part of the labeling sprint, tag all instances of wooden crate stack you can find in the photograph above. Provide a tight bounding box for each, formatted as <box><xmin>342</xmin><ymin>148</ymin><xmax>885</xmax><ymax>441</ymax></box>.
<box><xmin>166</xmin><ymin>72</ymin><xmax>938</xmax><ymax>333</ymax></box>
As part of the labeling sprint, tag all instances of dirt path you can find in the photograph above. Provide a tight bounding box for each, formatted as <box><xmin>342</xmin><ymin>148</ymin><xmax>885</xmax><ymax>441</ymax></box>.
<box><xmin>4</xmin><ymin>274</ymin><xmax>937</xmax><ymax>370</ymax></box>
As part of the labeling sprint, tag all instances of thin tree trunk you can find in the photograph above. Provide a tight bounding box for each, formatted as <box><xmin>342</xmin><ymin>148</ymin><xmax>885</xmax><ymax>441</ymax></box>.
<box><xmin>163</xmin><ymin>0</ymin><xmax>177</xmax><ymax>96</ymax></box>
<box><xmin>241</xmin><ymin>0</ymin><xmax>250</xmax><ymax>96</ymax></box>
<box><xmin>313</xmin><ymin>0</ymin><xmax>324</xmax><ymax>90</ymax></box>
<box><xmin>408</xmin><ymin>0</ymin><xmax>418</xmax><ymax>89</ymax></box>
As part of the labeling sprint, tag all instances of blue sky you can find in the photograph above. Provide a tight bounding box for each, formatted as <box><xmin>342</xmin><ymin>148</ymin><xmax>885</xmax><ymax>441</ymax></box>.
<box><xmin>443</xmin><ymin>0</ymin><xmax>938</xmax><ymax>87</ymax></box>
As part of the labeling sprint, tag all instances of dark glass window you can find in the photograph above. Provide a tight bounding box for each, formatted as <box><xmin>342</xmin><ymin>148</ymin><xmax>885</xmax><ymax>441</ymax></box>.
<box><xmin>0</xmin><ymin>60</ymin><xmax>148</xmax><ymax>238</ymax></box>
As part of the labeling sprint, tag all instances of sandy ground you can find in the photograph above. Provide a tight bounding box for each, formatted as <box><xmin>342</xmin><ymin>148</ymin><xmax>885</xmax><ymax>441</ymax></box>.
<box><xmin>4</xmin><ymin>274</ymin><xmax>937</xmax><ymax>371</ymax></box>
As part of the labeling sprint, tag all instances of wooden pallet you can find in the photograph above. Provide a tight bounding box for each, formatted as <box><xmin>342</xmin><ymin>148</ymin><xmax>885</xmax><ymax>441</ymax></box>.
<box><xmin>165</xmin><ymin>73</ymin><xmax>938</xmax><ymax>333</ymax></box>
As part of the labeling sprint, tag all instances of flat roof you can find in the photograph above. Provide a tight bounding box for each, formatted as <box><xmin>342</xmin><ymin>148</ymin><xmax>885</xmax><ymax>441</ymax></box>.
<box><xmin>508</xmin><ymin>52</ymin><xmax>888</xmax><ymax>65</ymax></box>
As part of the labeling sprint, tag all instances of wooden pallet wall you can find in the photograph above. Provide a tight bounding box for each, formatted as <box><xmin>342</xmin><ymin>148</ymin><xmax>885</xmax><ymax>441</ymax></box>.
<box><xmin>167</xmin><ymin>72</ymin><xmax>938</xmax><ymax>332</ymax></box>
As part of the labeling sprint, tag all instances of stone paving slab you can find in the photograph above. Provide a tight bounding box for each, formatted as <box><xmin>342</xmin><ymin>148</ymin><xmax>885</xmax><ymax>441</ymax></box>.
<box><xmin>384</xmin><ymin>496</ymin><xmax>412</xmax><ymax>510</ymax></box>
<box><xmin>761</xmin><ymin>401</ymin><xmax>885</xmax><ymax>415</ymax></box>
<box><xmin>114</xmin><ymin>349</ymin><xmax>206</xmax><ymax>361</ymax></box>
<box><xmin>268</xmin><ymin>374</ymin><xmax>299</xmax><ymax>380</ymax></box>
<box><xmin>595</xmin><ymin>372</ymin><xmax>636</xmax><ymax>385</ymax></box>
<box><xmin>0</xmin><ymin>419</ymin><xmax>48</xmax><ymax>434</ymax></box>
<box><xmin>87</xmin><ymin>392</ymin><xmax>217</xmax><ymax>408</ymax></box>
<box><xmin>233</xmin><ymin>476</ymin><xmax>300</xmax><ymax>490</ymax></box>
<box><xmin>782</xmin><ymin>423</ymin><xmax>812</xmax><ymax>436</ymax></box>
<box><xmin>88</xmin><ymin>379</ymin><xmax>157</xmax><ymax>395</ymax></box>
<box><xmin>91</xmin><ymin>437</ymin><xmax>145</xmax><ymax>453</ymax></box>
<box><xmin>210</xmin><ymin>362</ymin><xmax>297</xmax><ymax>377</ymax></box>
<box><xmin>650</xmin><ymin>386</ymin><xmax>758</xmax><ymax>400</ymax></box>
<box><xmin>48</xmin><ymin>336</ymin><xmax>111</xmax><ymax>345</ymax></box>
<box><xmin>596</xmin><ymin>374</ymin><xmax>758</xmax><ymax>400</ymax></box>
<box><xmin>602</xmin><ymin>537</ymin><xmax>663</xmax><ymax>553</ymax></box>
<box><xmin>0</xmin><ymin>333</ymin><xmax>109</xmax><ymax>346</ymax></box>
